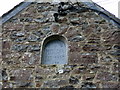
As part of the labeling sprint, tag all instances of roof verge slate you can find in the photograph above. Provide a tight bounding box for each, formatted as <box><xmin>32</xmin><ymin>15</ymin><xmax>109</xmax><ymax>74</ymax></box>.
<box><xmin>1</xmin><ymin>2</ymin><xmax>32</xmax><ymax>24</ymax></box>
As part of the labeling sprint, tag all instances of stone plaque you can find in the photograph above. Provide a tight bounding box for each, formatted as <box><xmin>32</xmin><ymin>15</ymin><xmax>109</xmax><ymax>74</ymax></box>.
<box><xmin>42</xmin><ymin>40</ymin><xmax>67</xmax><ymax>64</ymax></box>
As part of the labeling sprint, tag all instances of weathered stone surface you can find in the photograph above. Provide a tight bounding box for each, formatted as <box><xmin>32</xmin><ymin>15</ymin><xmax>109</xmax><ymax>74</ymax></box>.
<box><xmin>69</xmin><ymin>42</ymin><xmax>81</xmax><ymax>52</ymax></box>
<box><xmin>113</xmin><ymin>45</ymin><xmax>120</xmax><ymax>49</ymax></box>
<box><xmin>2</xmin><ymin>41</ymin><xmax>11</xmax><ymax>49</ymax></box>
<box><xmin>2</xmin><ymin>50</ymin><xmax>12</xmax><ymax>59</ymax></box>
<box><xmin>99</xmin><ymin>55</ymin><xmax>114</xmax><ymax>63</ymax></box>
<box><xmin>82</xmin><ymin>75</ymin><xmax>95</xmax><ymax>81</ymax></box>
<box><xmin>20</xmin><ymin>17</ymin><xmax>33</xmax><ymax>22</ymax></box>
<box><xmin>112</xmin><ymin>63</ymin><xmax>120</xmax><ymax>73</ymax></box>
<box><xmin>37</xmin><ymin>4</ymin><xmax>52</xmax><ymax>12</ymax></box>
<box><xmin>27</xmin><ymin>34</ymin><xmax>41</xmax><ymax>42</ymax></box>
<box><xmin>35</xmin><ymin>76</ymin><xmax>43</xmax><ymax>81</ymax></box>
<box><xmin>20</xmin><ymin>6</ymin><xmax>37</xmax><ymax>18</ymax></box>
<box><xmin>82</xmin><ymin>44</ymin><xmax>101</xmax><ymax>51</ymax></box>
<box><xmin>102</xmin><ymin>31</ymin><xmax>120</xmax><ymax>44</ymax></box>
<box><xmin>59</xmin><ymin>85</ymin><xmax>75</xmax><ymax>89</ymax></box>
<box><xmin>8</xmin><ymin>68</ymin><xmax>33</xmax><ymax>87</ymax></box>
<box><xmin>35</xmin><ymin>82</ymin><xmax>43</xmax><ymax>87</ymax></box>
<box><xmin>64</xmin><ymin>27</ymin><xmax>78</xmax><ymax>38</ymax></box>
<box><xmin>101</xmin><ymin>82</ymin><xmax>120</xmax><ymax>88</ymax></box>
<box><xmin>69</xmin><ymin>52</ymin><xmax>98</xmax><ymax>64</ymax></box>
<box><xmin>34</xmin><ymin>18</ymin><xmax>49</xmax><ymax>23</ymax></box>
<box><xmin>36</xmin><ymin>66</ymin><xmax>55</xmax><ymax>75</ymax></box>
<box><xmin>59</xmin><ymin>25</ymin><xmax>68</xmax><ymax>34</ymax></box>
<box><xmin>10</xmin><ymin>31</ymin><xmax>25</xmax><ymax>39</ymax></box>
<box><xmin>69</xmin><ymin>76</ymin><xmax>79</xmax><ymax>84</ymax></box>
<box><xmin>25</xmin><ymin>23</ymin><xmax>41</xmax><ymax>31</ymax></box>
<box><xmin>22</xmin><ymin>52</ymin><xmax>39</xmax><ymax>65</ymax></box>
<box><xmin>69</xmin><ymin>52</ymin><xmax>82</xmax><ymax>64</ymax></box>
<box><xmin>32</xmin><ymin>30</ymin><xmax>44</xmax><ymax>37</ymax></box>
<box><xmin>2</xmin><ymin>69</ymin><xmax>8</xmax><ymax>81</ymax></box>
<box><xmin>43</xmin><ymin>79</ymin><xmax>69</xmax><ymax>88</ymax></box>
<box><xmin>81</xmin><ymin>82</ymin><xmax>97</xmax><ymax>88</ymax></box>
<box><xmin>3</xmin><ymin>23</ymin><xmax>23</xmax><ymax>31</ymax></box>
<box><xmin>69</xmin><ymin>17</ymin><xmax>80</xmax><ymax>25</ymax></box>
<box><xmin>102</xmin><ymin>56</ymin><xmax>112</xmax><ymax>62</ymax></box>
<box><xmin>2</xmin><ymin>82</ymin><xmax>12</xmax><ymax>88</ymax></box>
<box><xmin>109</xmin><ymin>50</ymin><xmax>120</xmax><ymax>56</ymax></box>
<box><xmin>12</xmin><ymin>44</ymin><xmax>28</xmax><ymax>52</ymax></box>
<box><xmin>14</xmin><ymin>32</ymin><xmax>25</xmax><ymax>37</ymax></box>
<box><xmin>81</xmin><ymin>53</ymin><xmax>98</xmax><ymax>64</ymax></box>
<box><xmin>96</xmin><ymin>72</ymin><xmax>118</xmax><ymax>81</ymax></box>
<box><xmin>82</xmin><ymin>24</ymin><xmax>95</xmax><ymax>36</ymax></box>
<box><xmin>71</xmin><ymin>66</ymin><xmax>89</xmax><ymax>74</ymax></box>
<box><xmin>28</xmin><ymin>45</ymin><xmax>40</xmax><ymax>52</ymax></box>
<box><xmin>42</xmin><ymin>26</ymin><xmax>51</xmax><ymax>34</ymax></box>
<box><xmin>63</xmin><ymin>65</ymin><xmax>73</xmax><ymax>73</ymax></box>
<box><xmin>14</xmin><ymin>37</ymin><xmax>26</xmax><ymax>42</ymax></box>
<box><xmin>50</xmin><ymin>23</ymin><xmax>60</xmax><ymax>33</ymax></box>
<box><xmin>70</xmin><ymin>34</ymin><xmax>84</xmax><ymax>42</ymax></box>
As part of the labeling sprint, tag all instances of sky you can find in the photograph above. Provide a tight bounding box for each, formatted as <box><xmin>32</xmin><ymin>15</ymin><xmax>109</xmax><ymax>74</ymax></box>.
<box><xmin>0</xmin><ymin>0</ymin><xmax>119</xmax><ymax>18</ymax></box>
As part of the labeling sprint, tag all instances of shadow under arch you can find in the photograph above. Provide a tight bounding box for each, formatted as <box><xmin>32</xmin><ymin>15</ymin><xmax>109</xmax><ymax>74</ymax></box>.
<box><xmin>41</xmin><ymin>35</ymin><xmax>68</xmax><ymax>65</ymax></box>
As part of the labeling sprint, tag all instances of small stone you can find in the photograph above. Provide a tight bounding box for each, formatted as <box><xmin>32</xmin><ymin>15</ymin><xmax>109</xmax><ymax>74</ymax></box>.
<box><xmin>41</xmin><ymin>11</ymin><xmax>49</xmax><ymax>17</ymax></box>
<box><xmin>70</xmin><ymin>34</ymin><xmax>84</xmax><ymax>42</ymax></box>
<box><xmin>34</xmin><ymin>18</ymin><xmax>49</xmax><ymax>23</ymax></box>
<box><xmin>32</xmin><ymin>30</ymin><xmax>44</xmax><ymax>37</ymax></box>
<box><xmin>113</xmin><ymin>45</ymin><xmax>120</xmax><ymax>49</ymax></box>
<box><xmin>28</xmin><ymin>45</ymin><xmax>40</xmax><ymax>52</ymax></box>
<box><xmin>37</xmin><ymin>5</ymin><xmax>51</xmax><ymax>12</ymax></box>
<box><xmin>15</xmin><ymin>32</ymin><xmax>25</xmax><ymax>37</ymax></box>
<box><xmin>101</xmin><ymin>82</ymin><xmax>119</xmax><ymax>88</ymax></box>
<box><xmin>9</xmin><ymin>69</ymin><xmax>32</xmax><ymax>87</ymax></box>
<box><xmin>42</xmin><ymin>26</ymin><xmax>51</xmax><ymax>34</ymax></box>
<box><xmin>59</xmin><ymin>85</ymin><xmax>75</xmax><ymax>90</ymax></box>
<box><xmin>70</xmin><ymin>17</ymin><xmax>80</xmax><ymax>25</ymax></box>
<box><xmin>14</xmin><ymin>37</ymin><xmax>26</xmax><ymax>42</ymax></box>
<box><xmin>104</xmin><ymin>56</ymin><xmax>112</xmax><ymax>62</ymax></box>
<box><xmin>59</xmin><ymin>25</ymin><xmax>68</xmax><ymax>34</ymax></box>
<box><xmin>2</xmin><ymin>69</ymin><xmax>8</xmax><ymax>81</ymax></box>
<box><xmin>12</xmin><ymin>44</ymin><xmax>28</xmax><ymax>52</ymax></box>
<box><xmin>50</xmin><ymin>23</ymin><xmax>60</xmax><ymax>33</ymax></box>
<box><xmin>22</xmin><ymin>53</ymin><xmax>39</xmax><ymax>65</ymax></box>
<box><xmin>35</xmin><ymin>76</ymin><xmax>43</xmax><ymax>81</ymax></box>
<box><xmin>43</xmin><ymin>80</ymin><xmax>59</xmax><ymax>88</ymax></box>
<box><xmin>82</xmin><ymin>44</ymin><xmax>101</xmax><ymax>51</ymax></box>
<box><xmin>20</xmin><ymin>18</ymin><xmax>33</xmax><ymax>22</ymax></box>
<box><xmin>28</xmin><ymin>35</ymin><xmax>41</xmax><ymax>42</ymax></box>
<box><xmin>81</xmin><ymin>82</ymin><xmax>97</xmax><ymax>88</ymax></box>
<box><xmin>109</xmin><ymin>50</ymin><xmax>120</xmax><ymax>56</ymax></box>
<box><xmin>69</xmin><ymin>76</ymin><xmax>79</xmax><ymax>84</ymax></box>
<box><xmin>10</xmin><ymin>32</ymin><xmax>25</xmax><ymax>39</ymax></box>
<box><xmin>96</xmin><ymin>72</ymin><xmax>118</xmax><ymax>81</ymax></box>
<box><xmin>2</xmin><ymin>41</ymin><xmax>11</xmax><ymax>49</ymax></box>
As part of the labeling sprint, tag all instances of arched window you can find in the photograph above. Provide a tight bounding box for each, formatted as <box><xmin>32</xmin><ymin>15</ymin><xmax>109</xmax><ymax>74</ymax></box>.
<box><xmin>41</xmin><ymin>35</ymin><xmax>68</xmax><ymax>64</ymax></box>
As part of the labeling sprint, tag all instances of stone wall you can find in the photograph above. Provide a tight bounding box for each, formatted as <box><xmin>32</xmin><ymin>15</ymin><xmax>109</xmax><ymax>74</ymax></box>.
<box><xmin>1</xmin><ymin>2</ymin><xmax>120</xmax><ymax>88</ymax></box>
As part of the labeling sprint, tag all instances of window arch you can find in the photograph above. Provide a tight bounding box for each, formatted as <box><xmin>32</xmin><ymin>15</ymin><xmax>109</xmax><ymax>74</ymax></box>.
<box><xmin>41</xmin><ymin>35</ymin><xmax>68</xmax><ymax>64</ymax></box>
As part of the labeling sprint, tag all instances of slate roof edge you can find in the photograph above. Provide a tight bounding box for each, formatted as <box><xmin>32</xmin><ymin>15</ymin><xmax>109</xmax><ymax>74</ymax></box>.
<box><xmin>1</xmin><ymin>0</ymin><xmax>120</xmax><ymax>28</ymax></box>
<box><xmin>1</xmin><ymin>1</ymin><xmax>32</xmax><ymax>24</ymax></box>
<box><xmin>81</xmin><ymin>1</ymin><xmax>120</xmax><ymax>28</ymax></box>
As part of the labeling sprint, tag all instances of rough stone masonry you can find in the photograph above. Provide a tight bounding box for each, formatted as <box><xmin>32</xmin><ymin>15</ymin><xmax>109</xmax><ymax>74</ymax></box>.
<box><xmin>1</xmin><ymin>1</ymin><xmax>120</xmax><ymax>89</ymax></box>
